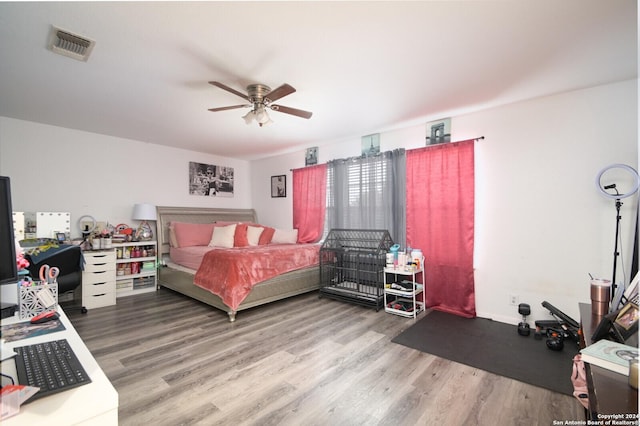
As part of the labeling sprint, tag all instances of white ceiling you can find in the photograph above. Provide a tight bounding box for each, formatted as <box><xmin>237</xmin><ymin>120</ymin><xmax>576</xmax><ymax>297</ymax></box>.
<box><xmin>0</xmin><ymin>1</ymin><xmax>636</xmax><ymax>160</ymax></box>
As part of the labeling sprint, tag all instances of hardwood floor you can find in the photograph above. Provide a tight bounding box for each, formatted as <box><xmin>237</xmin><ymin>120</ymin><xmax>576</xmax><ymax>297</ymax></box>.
<box><xmin>67</xmin><ymin>289</ymin><xmax>585</xmax><ymax>425</ymax></box>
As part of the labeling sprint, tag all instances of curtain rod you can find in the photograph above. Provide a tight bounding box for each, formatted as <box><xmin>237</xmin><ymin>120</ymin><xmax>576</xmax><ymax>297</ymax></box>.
<box><xmin>290</xmin><ymin>136</ymin><xmax>484</xmax><ymax>171</ymax></box>
<box><xmin>432</xmin><ymin>136</ymin><xmax>484</xmax><ymax>144</ymax></box>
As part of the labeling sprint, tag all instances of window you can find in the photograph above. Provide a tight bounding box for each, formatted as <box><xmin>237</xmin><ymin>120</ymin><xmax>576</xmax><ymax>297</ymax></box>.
<box><xmin>325</xmin><ymin>150</ymin><xmax>405</xmax><ymax>245</ymax></box>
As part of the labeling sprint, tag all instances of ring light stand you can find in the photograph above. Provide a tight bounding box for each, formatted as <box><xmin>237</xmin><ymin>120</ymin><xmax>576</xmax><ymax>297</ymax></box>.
<box><xmin>595</xmin><ymin>164</ymin><xmax>640</xmax><ymax>301</ymax></box>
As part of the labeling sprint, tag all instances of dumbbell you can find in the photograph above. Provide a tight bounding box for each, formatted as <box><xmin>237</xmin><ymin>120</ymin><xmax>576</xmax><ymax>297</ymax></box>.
<box><xmin>518</xmin><ymin>303</ymin><xmax>531</xmax><ymax>336</ymax></box>
<box><xmin>545</xmin><ymin>329</ymin><xmax>564</xmax><ymax>351</ymax></box>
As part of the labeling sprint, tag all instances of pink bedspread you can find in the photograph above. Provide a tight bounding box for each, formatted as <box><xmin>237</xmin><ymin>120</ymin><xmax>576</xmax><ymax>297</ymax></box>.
<box><xmin>193</xmin><ymin>244</ymin><xmax>320</xmax><ymax>311</ymax></box>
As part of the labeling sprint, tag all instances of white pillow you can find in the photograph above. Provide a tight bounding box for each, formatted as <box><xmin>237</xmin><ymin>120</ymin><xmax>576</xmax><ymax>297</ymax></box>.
<box><xmin>209</xmin><ymin>223</ymin><xmax>237</xmax><ymax>248</ymax></box>
<box><xmin>271</xmin><ymin>228</ymin><xmax>298</xmax><ymax>244</ymax></box>
<box><xmin>246</xmin><ymin>226</ymin><xmax>264</xmax><ymax>246</ymax></box>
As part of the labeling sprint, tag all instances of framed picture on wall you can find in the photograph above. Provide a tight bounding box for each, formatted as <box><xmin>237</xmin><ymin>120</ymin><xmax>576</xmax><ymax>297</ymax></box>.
<box><xmin>188</xmin><ymin>161</ymin><xmax>235</xmax><ymax>197</ymax></box>
<box><xmin>361</xmin><ymin>134</ymin><xmax>380</xmax><ymax>156</ymax></box>
<box><xmin>425</xmin><ymin>118</ymin><xmax>452</xmax><ymax>145</ymax></box>
<box><xmin>271</xmin><ymin>175</ymin><xmax>286</xmax><ymax>198</ymax></box>
<box><xmin>305</xmin><ymin>147</ymin><xmax>318</xmax><ymax>166</ymax></box>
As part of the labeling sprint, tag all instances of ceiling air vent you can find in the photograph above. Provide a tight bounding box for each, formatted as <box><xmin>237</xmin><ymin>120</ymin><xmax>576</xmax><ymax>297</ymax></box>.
<box><xmin>47</xmin><ymin>26</ymin><xmax>95</xmax><ymax>62</ymax></box>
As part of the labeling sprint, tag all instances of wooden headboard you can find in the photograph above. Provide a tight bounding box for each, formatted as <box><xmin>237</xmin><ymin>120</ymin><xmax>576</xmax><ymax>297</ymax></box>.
<box><xmin>156</xmin><ymin>206</ymin><xmax>258</xmax><ymax>257</ymax></box>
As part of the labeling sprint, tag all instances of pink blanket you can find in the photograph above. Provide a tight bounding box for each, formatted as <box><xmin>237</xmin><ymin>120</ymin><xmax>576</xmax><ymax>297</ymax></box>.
<box><xmin>193</xmin><ymin>244</ymin><xmax>320</xmax><ymax>311</ymax></box>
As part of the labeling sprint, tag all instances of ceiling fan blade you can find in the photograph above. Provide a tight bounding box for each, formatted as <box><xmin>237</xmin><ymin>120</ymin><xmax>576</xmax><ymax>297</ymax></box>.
<box><xmin>208</xmin><ymin>104</ymin><xmax>251</xmax><ymax>112</ymax></box>
<box><xmin>265</xmin><ymin>84</ymin><xmax>296</xmax><ymax>103</ymax></box>
<box><xmin>209</xmin><ymin>81</ymin><xmax>250</xmax><ymax>101</ymax></box>
<box><xmin>270</xmin><ymin>104</ymin><xmax>313</xmax><ymax>119</ymax></box>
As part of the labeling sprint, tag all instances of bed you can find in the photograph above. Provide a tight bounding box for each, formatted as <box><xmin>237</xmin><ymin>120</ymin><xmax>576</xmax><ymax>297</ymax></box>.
<box><xmin>156</xmin><ymin>206</ymin><xmax>321</xmax><ymax>321</ymax></box>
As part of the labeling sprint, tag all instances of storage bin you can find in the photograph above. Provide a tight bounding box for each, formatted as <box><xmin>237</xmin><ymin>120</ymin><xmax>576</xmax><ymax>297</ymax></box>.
<box><xmin>133</xmin><ymin>276</ymin><xmax>155</xmax><ymax>289</ymax></box>
<box><xmin>19</xmin><ymin>281</ymin><xmax>58</xmax><ymax>319</ymax></box>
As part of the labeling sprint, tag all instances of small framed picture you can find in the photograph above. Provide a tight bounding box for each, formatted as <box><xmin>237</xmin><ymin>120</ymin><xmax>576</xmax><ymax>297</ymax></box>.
<box><xmin>361</xmin><ymin>134</ymin><xmax>380</xmax><ymax>156</ymax></box>
<box><xmin>599</xmin><ymin>301</ymin><xmax>640</xmax><ymax>343</ymax></box>
<box><xmin>56</xmin><ymin>232</ymin><xmax>66</xmax><ymax>243</ymax></box>
<box><xmin>426</xmin><ymin>118</ymin><xmax>452</xmax><ymax>145</ymax></box>
<box><xmin>271</xmin><ymin>175</ymin><xmax>286</xmax><ymax>198</ymax></box>
<box><xmin>615</xmin><ymin>302</ymin><xmax>639</xmax><ymax>331</ymax></box>
<box><xmin>305</xmin><ymin>147</ymin><xmax>318</xmax><ymax>166</ymax></box>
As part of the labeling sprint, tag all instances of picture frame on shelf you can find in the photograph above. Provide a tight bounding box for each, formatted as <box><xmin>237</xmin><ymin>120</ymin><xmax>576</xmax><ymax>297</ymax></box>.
<box><xmin>613</xmin><ymin>302</ymin><xmax>639</xmax><ymax>342</ymax></box>
<box><xmin>592</xmin><ymin>301</ymin><xmax>640</xmax><ymax>344</ymax></box>
<box><xmin>271</xmin><ymin>175</ymin><xmax>286</xmax><ymax>198</ymax></box>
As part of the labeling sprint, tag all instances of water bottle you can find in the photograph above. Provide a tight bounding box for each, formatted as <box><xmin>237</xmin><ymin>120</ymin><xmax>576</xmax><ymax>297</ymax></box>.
<box><xmin>390</xmin><ymin>244</ymin><xmax>400</xmax><ymax>267</ymax></box>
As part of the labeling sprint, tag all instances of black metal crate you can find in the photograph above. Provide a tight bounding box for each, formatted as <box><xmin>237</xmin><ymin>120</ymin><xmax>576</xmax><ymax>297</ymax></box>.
<box><xmin>319</xmin><ymin>229</ymin><xmax>394</xmax><ymax>310</ymax></box>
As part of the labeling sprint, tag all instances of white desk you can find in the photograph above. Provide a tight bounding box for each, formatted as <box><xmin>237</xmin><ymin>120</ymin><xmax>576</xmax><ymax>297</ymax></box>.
<box><xmin>1</xmin><ymin>307</ymin><xmax>118</xmax><ymax>425</ymax></box>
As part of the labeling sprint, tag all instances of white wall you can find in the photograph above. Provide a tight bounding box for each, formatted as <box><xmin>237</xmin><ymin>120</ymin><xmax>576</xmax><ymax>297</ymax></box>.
<box><xmin>0</xmin><ymin>118</ymin><xmax>251</xmax><ymax>235</ymax></box>
<box><xmin>249</xmin><ymin>151</ymin><xmax>295</xmax><ymax>229</ymax></box>
<box><xmin>250</xmin><ymin>80</ymin><xmax>639</xmax><ymax>324</ymax></box>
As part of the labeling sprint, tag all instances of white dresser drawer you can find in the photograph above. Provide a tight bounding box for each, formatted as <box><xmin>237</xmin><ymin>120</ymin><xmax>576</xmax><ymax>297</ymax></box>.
<box><xmin>84</xmin><ymin>251</ymin><xmax>116</xmax><ymax>271</ymax></box>
<box><xmin>83</xmin><ymin>275</ymin><xmax>116</xmax><ymax>309</ymax></box>
<box><xmin>83</xmin><ymin>269</ymin><xmax>116</xmax><ymax>285</ymax></box>
<box><xmin>84</xmin><ymin>280</ymin><xmax>115</xmax><ymax>296</ymax></box>
<box><xmin>84</xmin><ymin>262</ymin><xmax>116</xmax><ymax>273</ymax></box>
<box><xmin>83</xmin><ymin>291</ymin><xmax>116</xmax><ymax>309</ymax></box>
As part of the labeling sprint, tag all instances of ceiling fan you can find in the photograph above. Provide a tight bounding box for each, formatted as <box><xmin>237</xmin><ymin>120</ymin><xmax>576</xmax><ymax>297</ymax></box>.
<box><xmin>208</xmin><ymin>81</ymin><xmax>313</xmax><ymax>127</ymax></box>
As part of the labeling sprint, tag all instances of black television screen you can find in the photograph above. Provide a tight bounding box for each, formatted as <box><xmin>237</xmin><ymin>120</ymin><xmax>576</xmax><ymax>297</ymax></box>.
<box><xmin>0</xmin><ymin>176</ymin><xmax>18</xmax><ymax>285</ymax></box>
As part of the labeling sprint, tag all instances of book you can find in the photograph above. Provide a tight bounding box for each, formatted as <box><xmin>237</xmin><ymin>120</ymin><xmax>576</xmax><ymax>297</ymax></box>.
<box><xmin>580</xmin><ymin>339</ymin><xmax>639</xmax><ymax>375</ymax></box>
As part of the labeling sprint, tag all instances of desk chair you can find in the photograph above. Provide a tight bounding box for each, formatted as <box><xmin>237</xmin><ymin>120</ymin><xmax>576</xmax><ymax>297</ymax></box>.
<box><xmin>24</xmin><ymin>244</ymin><xmax>87</xmax><ymax>314</ymax></box>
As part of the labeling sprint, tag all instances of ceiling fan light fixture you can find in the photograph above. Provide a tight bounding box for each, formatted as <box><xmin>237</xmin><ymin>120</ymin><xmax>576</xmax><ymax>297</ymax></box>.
<box><xmin>255</xmin><ymin>106</ymin><xmax>272</xmax><ymax>127</ymax></box>
<box><xmin>208</xmin><ymin>81</ymin><xmax>311</xmax><ymax>125</ymax></box>
<box><xmin>242</xmin><ymin>110</ymin><xmax>255</xmax><ymax>125</ymax></box>
<box><xmin>258</xmin><ymin>116</ymin><xmax>273</xmax><ymax>127</ymax></box>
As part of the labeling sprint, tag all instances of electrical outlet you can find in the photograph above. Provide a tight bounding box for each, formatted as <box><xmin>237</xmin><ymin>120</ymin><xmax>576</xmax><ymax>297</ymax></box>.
<box><xmin>509</xmin><ymin>294</ymin><xmax>519</xmax><ymax>306</ymax></box>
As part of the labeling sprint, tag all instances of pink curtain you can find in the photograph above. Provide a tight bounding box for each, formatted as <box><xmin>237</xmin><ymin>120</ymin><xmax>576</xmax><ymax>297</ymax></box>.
<box><xmin>406</xmin><ymin>140</ymin><xmax>476</xmax><ymax>317</ymax></box>
<box><xmin>293</xmin><ymin>164</ymin><xmax>327</xmax><ymax>243</ymax></box>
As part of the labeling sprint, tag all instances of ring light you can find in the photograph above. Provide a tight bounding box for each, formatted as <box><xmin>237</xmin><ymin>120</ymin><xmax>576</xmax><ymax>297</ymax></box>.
<box><xmin>77</xmin><ymin>215</ymin><xmax>97</xmax><ymax>235</ymax></box>
<box><xmin>595</xmin><ymin>163</ymin><xmax>640</xmax><ymax>199</ymax></box>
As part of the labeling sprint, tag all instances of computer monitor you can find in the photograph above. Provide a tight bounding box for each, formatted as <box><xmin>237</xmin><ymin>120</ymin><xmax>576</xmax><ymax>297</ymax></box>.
<box><xmin>0</xmin><ymin>176</ymin><xmax>18</xmax><ymax>285</ymax></box>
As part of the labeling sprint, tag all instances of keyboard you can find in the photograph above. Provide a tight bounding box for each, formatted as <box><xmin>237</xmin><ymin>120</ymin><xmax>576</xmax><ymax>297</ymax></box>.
<box><xmin>14</xmin><ymin>339</ymin><xmax>92</xmax><ymax>401</ymax></box>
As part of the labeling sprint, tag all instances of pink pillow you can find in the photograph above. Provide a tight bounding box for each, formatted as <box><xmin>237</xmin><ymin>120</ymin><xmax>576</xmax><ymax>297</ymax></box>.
<box><xmin>259</xmin><ymin>227</ymin><xmax>275</xmax><ymax>245</ymax></box>
<box><xmin>238</xmin><ymin>222</ymin><xmax>274</xmax><ymax>245</ymax></box>
<box><xmin>234</xmin><ymin>223</ymin><xmax>249</xmax><ymax>247</ymax></box>
<box><xmin>171</xmin><ymin>222</ymin><xmax>215</xmax><ymax>247</ymax></box>
<box><xmin>211</xmin><ymin>221</ymin><xmax>274</xmax><ymax>246</ymax></box>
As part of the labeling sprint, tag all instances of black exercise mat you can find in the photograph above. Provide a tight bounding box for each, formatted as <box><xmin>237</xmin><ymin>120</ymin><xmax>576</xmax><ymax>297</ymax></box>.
<box><xmin>391</xmin><ymin>310</ymin><xmax>577</xmax><ymax>395</ymax></box>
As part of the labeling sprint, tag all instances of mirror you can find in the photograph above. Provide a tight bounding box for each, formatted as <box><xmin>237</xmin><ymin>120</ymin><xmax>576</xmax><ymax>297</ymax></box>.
<box><xmin>13</xmin><ymin>212</ymin><xmax>71</xmax><ymax>241</ymax></box>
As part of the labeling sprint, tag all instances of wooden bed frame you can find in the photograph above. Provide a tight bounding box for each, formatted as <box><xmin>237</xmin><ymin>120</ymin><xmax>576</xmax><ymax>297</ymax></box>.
<box><xmin>156</xmin><ymin>206</ymin><xmax>321</xmax><ymax>321</ymax></box>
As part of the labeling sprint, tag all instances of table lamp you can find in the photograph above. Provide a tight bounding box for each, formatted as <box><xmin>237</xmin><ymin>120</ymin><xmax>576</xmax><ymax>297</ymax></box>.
<box><xmin>132</xmin><ymin>203</ymin><xmax>157</xmax><ymax>241</ymax></box>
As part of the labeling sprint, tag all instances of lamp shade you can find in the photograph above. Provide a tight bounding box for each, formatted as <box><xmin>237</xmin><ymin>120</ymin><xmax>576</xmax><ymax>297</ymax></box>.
<box><xmin>132</xmin><ymin>203</ymin><xmax>157</xmax><ymax>221</ymax></box>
